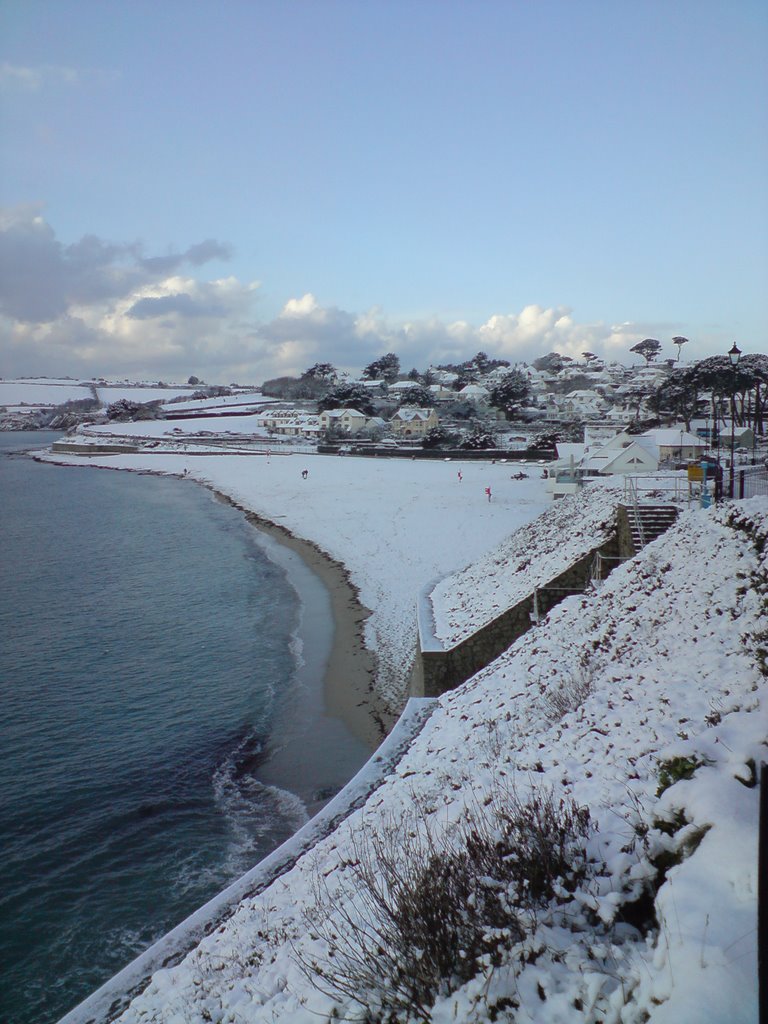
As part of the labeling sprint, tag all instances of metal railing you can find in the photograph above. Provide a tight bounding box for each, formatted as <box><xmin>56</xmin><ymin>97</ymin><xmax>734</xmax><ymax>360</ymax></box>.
<box><xmin>737</xmin><ymin>465</ymin><xmax>768</xmax><ymax>499</ymax></box>
<box><xmin>623</xmin><ymin>473</ymin><xmax>689</xmax><ymax>505</ymax></box>
<box><xmin>590</xmin><ymin>551</ymin><xmax>629</xmax><ymax>584</ymax></box>
<box><xmin>625</xmin><ymin>476</ymin><xmax>647</xmax><ymax>548</ymax></box>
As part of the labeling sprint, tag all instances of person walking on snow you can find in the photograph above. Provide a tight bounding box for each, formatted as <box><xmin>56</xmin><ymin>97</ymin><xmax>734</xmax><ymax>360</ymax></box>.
<box><xmin>457</xmin><ymin>470</ymin><xmax>463</xmax><ymax>482</ymax></box>
<box><xmin>485</xmin><ymin>486</ymin><xmax>492</xmax><ymax>502</ymax></box>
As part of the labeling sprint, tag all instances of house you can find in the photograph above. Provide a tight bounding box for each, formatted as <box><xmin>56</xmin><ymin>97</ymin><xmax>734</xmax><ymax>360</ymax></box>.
<box><xmin>546</xmin><ymin>429</ymin><xmax>661</xmax><ymax>497</ymax></box>
<box><xmin>582</xmin><ymin>441</ymin><xmax>659</xmax><ymax>475</ymax></box>
<box><xmin>318</xmin><ymin>408</ymin><xmax>368</xmax><ymax>434</ymax></box>
<box><xmin>428</xmin><ymin>368</ymin><xmax>459</xmax><ymax>386</ymax></box>
<box><xmin>428</xmin><ymin>384</ymin><xmax>456</xmax><ymax>402</ymax></box>
<box><xmin>365</xmin><ymin>416</ymin><xmax>388</xmax><ymax>434</ymax></box>
<box><xmin>719</xmin><ymin>426</ymin><xmax>755</xmax><ymax>450</ymax></box>
<box><xmin>388</xmin><ymin>380</ymin><xmax>423</xmax><ymax>396</ymax></box>
<box><xmin>638</xmin><ymin>427</ymin><xmax>708</xmax><ymax>464</ymax></box>
<box><xmin>390</xmin><ymin>407</ymin><xmax>439</xmax><ymax>437</ymax></box>
<box><xmin>559</xmin><ymin>389</ymin><xmax>606</xmax><ymax>420</ymax></box>
<box><xmin>353</xmin><ymin>379</ymin><xmax>389</xmax><ymax>394</ymax></box>
<box><xmin>457</xmin><ymin>384</ymin><xmax>490</xmax><ymax>404</ymax></box>
<box><xmin>255</xmin><ymin>409</ymin><xmax>321</xmax><ymax>438</ymax></box>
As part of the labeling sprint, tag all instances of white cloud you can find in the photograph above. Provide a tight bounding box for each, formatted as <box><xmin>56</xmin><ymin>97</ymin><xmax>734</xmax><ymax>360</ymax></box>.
<box><xmin>0</xmin><ymin>210</ymin><xmax>689</xmax><ymax>383</ymax></box>
<box><xmin>0</xmin><ymin>62</ymin><xmax>117</xmax><ymax>92</ymax></box>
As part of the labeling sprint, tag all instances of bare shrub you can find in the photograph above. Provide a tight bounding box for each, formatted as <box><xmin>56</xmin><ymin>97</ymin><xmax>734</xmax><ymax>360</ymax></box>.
<box><xmin>294</xmin><ymin>785</ymin><xmax>594</xmax><ymax>1022</ymax></box>
<box><xmin>543</xmin><ymin>664</ymin><xmax>594</xmax><ymax>720</ymax></box>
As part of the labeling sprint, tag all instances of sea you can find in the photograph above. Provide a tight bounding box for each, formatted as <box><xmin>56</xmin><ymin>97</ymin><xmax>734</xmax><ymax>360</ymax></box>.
<box><xmin>0</xmin><ymin>432</ymin><xmax>371</xmax><ymax>1024</ymax></box>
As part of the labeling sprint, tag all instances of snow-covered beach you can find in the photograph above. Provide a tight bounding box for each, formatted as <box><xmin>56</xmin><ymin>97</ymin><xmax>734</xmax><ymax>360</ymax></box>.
<box><xmin>35</xmin><ymin>423</ymin><xmax>765</xmax><ymax>1024</ymax></box>
<box><xmin>39</xmin><ymin>438</ymin><xmax>553</xmax><ymax>714</ymax></box>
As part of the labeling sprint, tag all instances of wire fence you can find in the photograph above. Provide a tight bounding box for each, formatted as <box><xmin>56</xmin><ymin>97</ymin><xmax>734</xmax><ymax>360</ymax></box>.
<box><xmin>737</xmin><ymin>465</ymin><xmax>768</xmax><ymax>499</ymax></box>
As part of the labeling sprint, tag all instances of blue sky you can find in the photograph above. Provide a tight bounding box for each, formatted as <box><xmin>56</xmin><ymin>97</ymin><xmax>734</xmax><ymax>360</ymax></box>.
<box><xmin>1</xmin><ymin>0</ymin><xmax>766</xmax><ymax>382</ymax></box>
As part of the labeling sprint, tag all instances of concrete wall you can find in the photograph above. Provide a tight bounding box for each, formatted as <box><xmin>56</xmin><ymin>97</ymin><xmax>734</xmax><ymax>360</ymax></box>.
<box><xmin>413</xmin><ymin>531</ymin><xmax>621</xmax><ymax>698</ymax></box>
<box><xmin>51</xmin><ymin>441</ymin><xmax>140</xmax><ymax>454</ymax></box>
<box><xmin>615</xmin><ymin>504</ymin><xmax>637</xmax><ymax>558</ymax></box>
<box><xmin>319</xmin><ymin>445</ymin><xmax>556</xmax><ymax>461</ymax></box>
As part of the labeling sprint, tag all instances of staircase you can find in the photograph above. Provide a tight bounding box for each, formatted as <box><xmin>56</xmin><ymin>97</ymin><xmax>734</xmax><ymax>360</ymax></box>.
<box><xmin>623</xmin><ymin>503</ymin><xmax>679</xmax><ymax>554</ymax></box>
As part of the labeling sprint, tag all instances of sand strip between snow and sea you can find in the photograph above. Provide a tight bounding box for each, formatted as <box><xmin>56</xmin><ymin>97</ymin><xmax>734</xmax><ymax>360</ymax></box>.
<box><xmin>35</xmin><ymin>448</ymin><xmax>396</xmax><ymax>759</ymax></box>
<box><xmin>225</xmin><ymin>498</ymin><xmax>398</xmax><ymax>748</ymax></box>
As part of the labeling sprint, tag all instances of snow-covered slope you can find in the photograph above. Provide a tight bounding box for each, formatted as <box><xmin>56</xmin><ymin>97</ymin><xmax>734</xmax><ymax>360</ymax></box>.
<box><xmin>430</xmin><ymin>481</ymin><xmax>624</xmax><ymax>647</ymax></box>
<box><xmin>113</xmin><ymin>497</ymin><xmax>766</xmax><ymax>1024</ymax></box>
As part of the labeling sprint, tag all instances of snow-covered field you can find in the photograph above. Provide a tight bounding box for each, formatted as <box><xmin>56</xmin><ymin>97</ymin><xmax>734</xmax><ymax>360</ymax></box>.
<box><xmin>80</xmin><ymin>415</ymin><xmax>275</xmax><ymax>440</ymax></box>
<box><xmin>37</xmin><ymin>434</ymin><xmax>765</xmax><ymax>1023</ymax></box>
<box><xmin>0</xmin><ymin>379</ymin><xmax>94</xmax><ymax>406</ymax></box>
<box><xmin>430</xmin><ymin>480</ymin><xmax>625</xmax><ymax>647</ymax></box>
<box><xmin>92</xmin><ymin>385</ymin><xmax>199</xmax><ymax>405</ymax></box>
<box><xmin>103</xmin><ymin>494</ymin><xmax>765</xmax><ymax>1024</ymax></box>
<box><xmin>160</xmin><ymin>391</ymin><xmax>273</xmax><ymax>413</ymax></box>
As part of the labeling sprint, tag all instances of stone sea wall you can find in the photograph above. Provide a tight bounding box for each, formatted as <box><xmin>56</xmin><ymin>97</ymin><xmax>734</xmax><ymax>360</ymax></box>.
<box><xmin>413</xmin><ymin>530</ymin><xmax>622</xmax><ymax>698</ymax></box>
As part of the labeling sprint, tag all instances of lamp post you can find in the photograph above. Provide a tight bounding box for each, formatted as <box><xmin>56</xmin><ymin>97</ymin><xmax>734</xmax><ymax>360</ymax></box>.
<box><xmin>728</xmin><ymin>343</ymin><xmax>742</xmax><ymax>498</ymax></box>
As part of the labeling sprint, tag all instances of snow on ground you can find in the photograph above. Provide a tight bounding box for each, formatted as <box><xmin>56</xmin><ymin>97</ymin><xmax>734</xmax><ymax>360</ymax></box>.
<box><xmin>110</xmin><ymin>497</ymin><xmax>766</xmax><ymax>1024</ymax></box>
<box><xmin>92</xmin><ymin>384</ymin><xmax>199</xmax><ymax>405</ymax></box>
<box><xmin>0</xmin><ymin>379</ymin><xmax>197</xmax><ymax>408</ymax></box>
<box><xmin>80</xmin><ymin>415</ymin><xmax>275</xmax><ymax>440</ymax></box>
<box><xmin>430</xmin><ymin>480</ymin><xmax>625</xmax><ymax>647</ymax></box>
<box><xmin>0</xmin><ymin>379</ymin><xmax>93</xmax><ymax>405</ymax></box>
<box><xmin>39</xmin><ymin>442</ymin><xmax>551</xmax><ymax>706</ymax></box>
<box><xmin>160</xmin><ymin>391</ymin><xmax>275</xmax><ymax>412</ymax></box>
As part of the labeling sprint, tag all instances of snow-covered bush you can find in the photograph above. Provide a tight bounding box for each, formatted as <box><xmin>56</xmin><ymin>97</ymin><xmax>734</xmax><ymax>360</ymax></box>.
<box><xmin>106</xmin><ymin>398</ymin><xmax>165</xmax><ymax>421</ymax></box>
<box><xmin>297</xmin><ymin>784</ymin><xmax>594</xmax><ymax>1022</ymax></box>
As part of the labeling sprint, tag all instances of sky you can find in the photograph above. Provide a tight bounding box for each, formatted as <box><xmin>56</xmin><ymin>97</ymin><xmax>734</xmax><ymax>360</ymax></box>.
<box><xmin>1</xmin><ymin>0</ymin><xmax>766</xmax><ymax>384</ymax></box>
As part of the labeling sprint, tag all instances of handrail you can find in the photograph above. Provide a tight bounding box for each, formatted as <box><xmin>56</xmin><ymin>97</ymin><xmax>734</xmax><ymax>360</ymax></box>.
<box><xmin>625</xmin><ymin>476</ymin><xmax>646</xmax><ymax>549</ymax></box>
<box><xmin>622</xmin><ymin>473</ymin><xmax>688</xmax><ymax>504</ymax></box>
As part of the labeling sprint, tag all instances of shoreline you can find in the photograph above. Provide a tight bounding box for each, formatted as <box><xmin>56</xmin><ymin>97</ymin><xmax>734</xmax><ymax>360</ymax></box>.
<box><xmin>212</xmin><ymin>491</ymin><xmax>397</xmax><ymax>748</ymax></box>
<box><xmin>33</xmin><ymin>445</ymin><xmax>396</xmax><ymax>752</ymax></box>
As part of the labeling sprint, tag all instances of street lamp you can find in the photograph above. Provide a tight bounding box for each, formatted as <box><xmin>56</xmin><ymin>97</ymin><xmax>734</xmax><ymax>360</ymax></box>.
<box><xmin>728</xmin><ymin>343</ymin><xmax>742</xmax><ymax>498</ymax></box>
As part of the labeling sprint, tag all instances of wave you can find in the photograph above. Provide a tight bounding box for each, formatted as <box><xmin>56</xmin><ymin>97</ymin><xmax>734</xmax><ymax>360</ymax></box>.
<box><xmin>207</xmin><ymin>730</ymin><xmax>309</xmax><ymax>884</ymax></box>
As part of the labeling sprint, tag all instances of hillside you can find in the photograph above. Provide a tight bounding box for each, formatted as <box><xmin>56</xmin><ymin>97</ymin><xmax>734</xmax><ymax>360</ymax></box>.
<box><xmin>113</xmin><ymin>496</ymin><xmax>766</xmax><ymax>1024</ymax></box>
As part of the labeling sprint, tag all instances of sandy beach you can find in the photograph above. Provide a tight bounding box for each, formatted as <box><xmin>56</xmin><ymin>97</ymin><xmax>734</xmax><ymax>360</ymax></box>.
<box><xmin>213</xmin><ymin>493</ymin><xmax>398</xmax><ymax>751</ymax></box>
<box><xmin>38</xmin><ymin>445</ymin><xmax>395</xmax><ymax>759</ymax></box>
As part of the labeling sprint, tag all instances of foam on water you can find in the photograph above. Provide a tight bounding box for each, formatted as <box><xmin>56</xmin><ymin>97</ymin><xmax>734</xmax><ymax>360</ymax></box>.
<box><xmin>210</xmin><ymin>729</ymin><xmax>310</xmax><ymax>880</ymax></box>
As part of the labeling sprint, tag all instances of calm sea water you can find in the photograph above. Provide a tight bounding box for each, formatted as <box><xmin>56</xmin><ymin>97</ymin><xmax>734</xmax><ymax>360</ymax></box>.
<box><xmin>0</xmin><ymin>433</ymin><xmax>368</xmax><ymax>1024</ymax></box>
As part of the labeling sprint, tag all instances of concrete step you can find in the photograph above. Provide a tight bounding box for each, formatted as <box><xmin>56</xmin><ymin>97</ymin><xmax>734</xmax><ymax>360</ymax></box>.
<box><xmin>628</xmin><ymin>504</ymin><xmax>679</xmax><ymax>551</ymax></box>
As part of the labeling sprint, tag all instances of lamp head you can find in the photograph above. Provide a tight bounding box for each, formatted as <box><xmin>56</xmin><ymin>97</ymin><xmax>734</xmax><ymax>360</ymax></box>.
<box><xmin>728</xmin><ymin>343</ymin><xmax>742</xmax><ymax>367</ymax></box>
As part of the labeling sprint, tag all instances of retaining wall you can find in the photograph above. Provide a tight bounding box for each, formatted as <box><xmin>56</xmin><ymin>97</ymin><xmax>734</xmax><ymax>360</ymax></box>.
<box><xmin>615</xmin><ymin>504</ymin><xmax>637</xmax><ymax>558</ymax></box>
<box><xmin>51</xmin><ymin>441</ymin><xmax>141</xmax><ymax>455</ymax></box>
<box><xmin>413</xmin><ymin>531</ymin><xmax>621</xmax><ymax>698</ymax></box>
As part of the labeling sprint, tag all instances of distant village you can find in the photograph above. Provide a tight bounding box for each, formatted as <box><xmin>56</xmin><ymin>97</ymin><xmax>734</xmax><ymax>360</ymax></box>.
<box><xmin>2</xmin><ymin>341</ymin><xmax>766</xmax><ymax>499</ymax></box>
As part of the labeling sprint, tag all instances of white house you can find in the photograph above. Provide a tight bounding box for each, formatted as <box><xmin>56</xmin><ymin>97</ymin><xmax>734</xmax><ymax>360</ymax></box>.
<box><xmin>428</xmin><ymin>384</ymin><xmax>456</xmax><ymax>402</ymax></box>
<box><xmin>546</xmin><ymin>429</ymin><xmax>661</xmax><ymax>497</ymax></box>
<box><xmin>638</xmin><ymin>427</ymin><xmax>708</xmax><ymax>464</ymax></box>
<box><xmin>559</xmin><ymin>389</ymin><xmax>606</xmax><ymax>419</ymax></box>
<box><xmin>428</xmin><ymin>368</ymin><xmax>459</xmax><ymax>386</ymax></box>
<box><xmin>388</xmin><ymin>380</ymin><xmax>423</xmax><ymax>396</ymax></box>
<box><xmin>353</xmin><ymin>379</ymin><xmax>389</xmax><ymax>394</ymax></box>
<box><xmin>457</xmin><ymin>384</ymin><xmax>490</xmax><ymax>404</ymax></box>
<box><xmin>583</xmin><ymin>441</ymin><xmax>659</xmax><ymax>475</ymax></box>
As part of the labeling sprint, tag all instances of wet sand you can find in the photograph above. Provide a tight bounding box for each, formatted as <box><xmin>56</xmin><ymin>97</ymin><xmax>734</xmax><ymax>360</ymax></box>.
<box><xmin>217</xmin><ymin>498</ymin><xmax>397</xmax><ymax>750</ymax></box>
